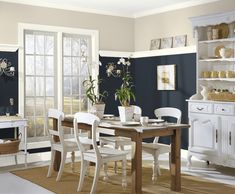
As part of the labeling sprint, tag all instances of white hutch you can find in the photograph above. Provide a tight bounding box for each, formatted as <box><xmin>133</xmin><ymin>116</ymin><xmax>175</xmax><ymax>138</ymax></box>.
<box><xmin>188</xmin><ymin>11</ymin><xmax>235</xmax><ymax>168</ymax></box>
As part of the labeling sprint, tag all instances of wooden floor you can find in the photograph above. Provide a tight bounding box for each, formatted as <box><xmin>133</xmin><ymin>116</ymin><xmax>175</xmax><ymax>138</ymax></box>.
<box><xmin>1</xmin><ymin>149</ymin><xmax>235</xmax><ymax>187</ymax></box>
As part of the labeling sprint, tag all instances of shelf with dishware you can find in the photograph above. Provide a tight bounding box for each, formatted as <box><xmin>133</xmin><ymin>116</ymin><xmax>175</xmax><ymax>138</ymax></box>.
<box><xmin>188</xmin><ymin>11</ymin><xmax>235</xmax><ymax>169</ymax></box>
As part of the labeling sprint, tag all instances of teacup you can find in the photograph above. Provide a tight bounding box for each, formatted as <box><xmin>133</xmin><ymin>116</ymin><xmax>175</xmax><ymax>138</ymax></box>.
<box><xmin>140</xmin><ymin>116</ymin><xmax>149</xmax><ymax>126</ymax></box>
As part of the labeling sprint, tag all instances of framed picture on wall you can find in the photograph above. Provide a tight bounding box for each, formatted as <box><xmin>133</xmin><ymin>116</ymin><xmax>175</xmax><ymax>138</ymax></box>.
<box><xmin>157</xmin><ymin>64</ymin><xmax>176</xmax><ymax>90</ymax></box>
<box><xmin>150</xmin><ymin>38</ymin><xmax>161</xmax><ymax>50</ymax></box>
<box><xmin>160</xmin><ymin>37</ymin><xmax>173</xmax><ymax>49</ymax></box>
<box><xmin>173</xmin><ymin>35</ymin><xmax>187</xmax><ymax>47</ymax></box>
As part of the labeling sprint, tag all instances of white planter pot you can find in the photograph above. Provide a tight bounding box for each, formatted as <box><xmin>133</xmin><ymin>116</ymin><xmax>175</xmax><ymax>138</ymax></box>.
<box><xmin>91</xmin><ymin>103</ymin><xmax>105</xmax><ymax>119</ymax></box>
<box><xmin>118</xmin><ymin>106</ymin><xmax>134</xmax><ymax>122</ymax></box>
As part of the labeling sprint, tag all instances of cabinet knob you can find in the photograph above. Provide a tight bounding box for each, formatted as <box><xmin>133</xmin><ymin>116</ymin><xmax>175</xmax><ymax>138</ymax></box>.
<box><xmin>229</xmin><ymin>131</ymin><xmax>232</xmax><ymax>146</ymax></box>
<box><xmin>197</xmin><ymin>107</ymin><xmax>204</xmax><ymax>111</ymax></box>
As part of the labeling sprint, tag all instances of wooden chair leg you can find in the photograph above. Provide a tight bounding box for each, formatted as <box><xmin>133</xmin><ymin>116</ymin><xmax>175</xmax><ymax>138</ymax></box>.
<box><xmin>77</xmin><ymin>160</ymin><xmax>88</xmax><ymax>192</ymax></box>
<box><xmin>56</xmin><ymin>151</ymin><xmax>67</xmax><ymax>181</ymax></box>
<box><xmin>103</xmin><ymin>163</ymin><xmax>109</xmax><ymax>181</ymax></box>
<box><xmin>90</xmin><ymin>162</ymin><xmax>101</xmax><ymax>194</ymax></box>
<box><xmin>114</xmin><ymin>144</ymin><xmax>119</xmax><ymax>173</ymax></box>
<box><xmin>71</xmin><ymin>151</ymin><xmax>75</xmax><ymax>172</ymax></box>
<box><xmin>47</xmin><ymin>150</ymin><xmax>55</xmax><ymax>178</ymax></box>
<box><xmin>122</xmin><ymin>158</ymin><xmax>127</xmax><ymax>188</ymax></box>
<box><xmin>152</xmin><ymin>150</ymin><xmax>160</xmax><ymax>183</ymax></box>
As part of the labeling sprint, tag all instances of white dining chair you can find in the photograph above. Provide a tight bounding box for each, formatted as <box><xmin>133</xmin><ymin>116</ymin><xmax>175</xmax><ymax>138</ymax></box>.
<box><xmin>142</xmin><ymin>107</ymin><xmax>182</xmax><ymax>183</ymax></box>
<box><xmin>46</xmin><ymin>108</ymin><xmax>78</xmax><ymax>181</ymax></box>
<box><xmin>99</xmin><ymin>105</ymin><xmax>142</xmax><ymax>172</ymax></box>
<box><xmin>74</xmin><ymin>112</ymin><xmax>128</xmax><ymax>194</ymax></box>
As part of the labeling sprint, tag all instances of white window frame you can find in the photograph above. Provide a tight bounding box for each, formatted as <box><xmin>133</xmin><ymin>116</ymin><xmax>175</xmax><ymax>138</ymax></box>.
<box><xmin>18</xmin><ymin>23</ymin><xmax>99</xmax><ymax>146</ymax></box>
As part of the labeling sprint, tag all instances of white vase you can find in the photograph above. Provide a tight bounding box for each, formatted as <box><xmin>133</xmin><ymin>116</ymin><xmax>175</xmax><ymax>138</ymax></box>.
<box><xmin>200</xmin><ymin>85</ymin><xmax>210</xmax><ymax>100</ymax></box>
<box><xmin>90</xmin><ymin>103</ymin><xmax>105</xmax><ymax>119</ymax></box>
<box><xmin>118</xmin><ymin>106</ymin><xmax>134</xmax><ymax>122</ymax></box>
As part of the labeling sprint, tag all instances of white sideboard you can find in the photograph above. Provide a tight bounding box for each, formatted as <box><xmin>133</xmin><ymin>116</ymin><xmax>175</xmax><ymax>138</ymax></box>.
<box><xmin>0</xmin><ymin>116</ymin><xmax>27</xmax><ymax>166</ymax></box>
<box><xmin>187</xmin><ymin>100</ymin><xmax>235</xmax><ymax>168</ymax></box>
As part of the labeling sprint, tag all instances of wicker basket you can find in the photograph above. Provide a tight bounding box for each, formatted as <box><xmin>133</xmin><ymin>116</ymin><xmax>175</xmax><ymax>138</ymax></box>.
<box><xmin>0</xmin><ymin>138</ymin><xmax>20</xmax><ymax>155</ymax></box>
<box><xmin>208</xmin><ymin>92</ymin><xmax>235</xmax><ymax>102</ymax></box>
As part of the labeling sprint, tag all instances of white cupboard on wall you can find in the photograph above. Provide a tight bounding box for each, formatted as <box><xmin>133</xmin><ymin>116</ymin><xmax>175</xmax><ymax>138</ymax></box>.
<box><xmin>188</xmin><ymin>11</ymin><xmax>235</xmax><ymax>168</ymax></box>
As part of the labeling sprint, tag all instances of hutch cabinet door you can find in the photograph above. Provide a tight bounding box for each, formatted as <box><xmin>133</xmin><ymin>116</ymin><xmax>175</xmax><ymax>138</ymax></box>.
<box><xmin>189</xmin><ymin>114</ymin><xmax>219</xmax><ymax>156</ymax></box>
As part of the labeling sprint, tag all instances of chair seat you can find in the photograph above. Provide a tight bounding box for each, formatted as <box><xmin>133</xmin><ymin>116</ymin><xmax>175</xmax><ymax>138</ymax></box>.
<box><xmin>100</xmin><ymin>136</ymin><xmax>132</xmax><ymax>146</ymax></box>
<box><xmin>142</xmin><ymin>143</ymin><xmax>170</xmax><ymax>155</ymax></box>
<box><xmin>83</xmin><ymin>147</ymin><xmax>128</xmax><ymax>162</ymax></box>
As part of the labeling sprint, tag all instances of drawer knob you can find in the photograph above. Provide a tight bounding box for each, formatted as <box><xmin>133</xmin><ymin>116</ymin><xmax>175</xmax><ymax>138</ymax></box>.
<box><xmin>197</xmin><ymin>107</ymin><xmax>204</xmax><ymax>111</ymax></box>
<box><xmin>221</xmin><ymin>108</ymin><xmax>225</xmax><ymax>111</ymax></box>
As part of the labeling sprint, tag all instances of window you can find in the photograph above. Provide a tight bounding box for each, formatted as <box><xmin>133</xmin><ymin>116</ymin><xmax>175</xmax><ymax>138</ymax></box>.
<box><xmin>24</xmin><ymin>31</ymin><xmax>56</xmax><ymax>138</ymax></box>
<box><xmin>19</xmin><ymin>24</ymin><xmax>99</xmax><ymax>145</ymax></box>
<box><xmin>63</xmin><ymin>34</ymin><xmax>91</xmax><ymax>114</ymax></box>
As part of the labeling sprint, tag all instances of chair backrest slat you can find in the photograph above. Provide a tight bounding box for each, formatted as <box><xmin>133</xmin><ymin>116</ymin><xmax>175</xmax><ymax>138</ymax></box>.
<box><xmin>46</xmin><ymin>108</ymin><xmax>65</xmax><ymax>145</ymax></box>
<box><xmin>153</xmin><ymin>107</ymin><xmax>182</xmax><ymax>143</ymax></box>
<box><xmin>74</xmin><ymin>112</ymin><xmax>100</xmax><ymax>158</ymax></box>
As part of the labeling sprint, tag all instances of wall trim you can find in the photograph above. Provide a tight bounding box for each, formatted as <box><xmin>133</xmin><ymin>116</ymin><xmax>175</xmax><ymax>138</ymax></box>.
<box><xmin>0</xmin><ymin>44</ymin><xmax>19</xmax><ymax>52</ymax></box>
<box><xmin>99</xmin><ymin>45</ymin><xmax>196</xmax><ymax>58</ymax></box>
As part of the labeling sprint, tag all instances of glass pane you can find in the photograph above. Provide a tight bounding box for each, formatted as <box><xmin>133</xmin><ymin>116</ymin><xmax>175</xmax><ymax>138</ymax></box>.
<box><xmin>26</xmin><ymin>77</ymin><xmax>35</xmax><ymax>96</ymax></box>
<box><xmin>72</xmin><ymin>77</ymin><xmax>79</xmax><ymax>95</ymax></box>
<box><xmin>63</xmin><ymin>57</ymin><xmax>71</xmax><ymax>75</ymax></box>
<box><xmin>45</xmin><ymin>56</ymin><xmax>54</xmax><ymax>76</ymax></box>
<box><xmin>63</xmin><ymin>96</ymin><xmax>72</xmax><ymax>114</ymax></box>
<box><xmin>72</xmin><ymin>57</ymin><xmax>79</xmax><ymax>75</ymax></box>
<box><xmin>64</xmin><ymin>77</ymin><xmax>71</xmax><ymax>95</ymax></box>
<box><xmin>25</xmin><ymin>98</ymin><xmax>34</xmax><ymax>116</ymax></box>
<box><xmin>63</xmin><ymin>37</ymin><xmax>71</xmax><ymax>56</ymax></box>
<box><xmin>25</xmin><ymin>34</ymin><xmax>34</xmax><ymax>54</ymax></box>
<box><xmin>36</xmin><ymin>77</ymin><xmax>44</xmax><ymax>96</ymax></box>
<box><xmin>46</xmin><ymin>97</ymin><xmax>54</xmax><ymax>110</ymax></box>
<box><xmin>72</xmin><ymin>97</ymin><xmax>80</xmax><ymax>113</ymax></box>
<box><xmin>81</xmin><ymin>38</ymin><xmax>88</xmax><ymax>57</ymax></box>
<box><xmin>80</xmin><ymin>76</ymin><xmax>87</xmax><ymax>95</ymax></box>
<box><xmin>80</xmin><ymin>96</ymin><xmax>88</xmax><ymax>111</ymax></box>
<box><xmin>80</xmin><ymin>61</ymin><xmax>88</xmax><ymax>76</ymax></box>
<box><xmin>46</xmin><ymin>77</ymin><xmax>54</xmax><ymax>96</ymax></box>
<box><xmin>35</xmin><ymin>35</ymin><xmax>44</xmax><ymax>54</ymax></box>
<box><xmin>26</xmin><ymin>117</ymin><xmax>35</xmax><ymax>137</ymax></box>
<box><xmin>35</xmin><ymin>56</ymin><xmax>44</xmax><ymax>75</ymax></box>
<box><xmin>45</xmin><ymin>35</ymin><xmax>54</xmax><ymax>55</ymax></box>
<box><xmin>25</xmin><ymin>55</ymin><xmax>34</xmax><ymax>75</ymax></box>
<box><xmin>72</xmin><ymin>38</ymin><xmax>80</xmax><ymax>56</ymax></box>
<box><xmin>35</xmin><ymin>98</ymin><xmax>44</xmax><ymax>116</ymax></box>
<box><xmin>36</xmin><ymin>117</ymin><xmax>45</xmax><ymax>136</ymax></box>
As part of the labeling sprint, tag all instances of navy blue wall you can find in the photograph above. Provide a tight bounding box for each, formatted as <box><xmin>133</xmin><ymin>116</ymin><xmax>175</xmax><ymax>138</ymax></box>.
<box><xmin>99</xmin><ymin>53</ymin><xmax>196</xmax><ymax>149</ymax></box>
<box><xmin>0</xmin><ymin>51</ymin><xmax>18</xmax><ymax>138</ymax></box>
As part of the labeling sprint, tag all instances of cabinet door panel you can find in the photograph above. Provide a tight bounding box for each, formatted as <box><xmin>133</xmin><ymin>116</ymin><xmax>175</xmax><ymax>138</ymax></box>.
<box><xmin>189</xmin><ymin>114</ymin><xmax>219</xmax><ymax>155</ymax></box>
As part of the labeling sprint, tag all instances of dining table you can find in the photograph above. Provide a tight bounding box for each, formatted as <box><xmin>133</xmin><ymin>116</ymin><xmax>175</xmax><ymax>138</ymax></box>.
<box><xmin>52</xmin><ymin>116</ymin><xmax>189</xmax><ymax>194</ymax></box>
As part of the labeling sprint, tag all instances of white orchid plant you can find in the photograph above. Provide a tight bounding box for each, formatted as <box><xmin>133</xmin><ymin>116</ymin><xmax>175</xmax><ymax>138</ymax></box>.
<box><xmin>106</xmin><ymin>56</ymin><xmax>135</xmax><ymax>106</ymax></box>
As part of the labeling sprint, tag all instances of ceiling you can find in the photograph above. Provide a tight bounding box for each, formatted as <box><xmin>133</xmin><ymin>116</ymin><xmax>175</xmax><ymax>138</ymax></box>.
<box><xmin>1</xmin><ymin>0</ymin><xmax>219</xmax><ymax>18</ymax></box>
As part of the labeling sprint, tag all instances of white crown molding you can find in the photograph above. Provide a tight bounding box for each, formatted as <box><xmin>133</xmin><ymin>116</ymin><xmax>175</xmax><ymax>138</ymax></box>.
<box><xmin>1</xmin><ymin>0</ymin><xmax>219</xmax><ymax>19</ymax></box>
<box><xmin>99</xmin><ymin>46</ymin><xmax>196</xmax><ymax>58</ymax></box>
<box><xmin>0</xmin><ymin>44</ymin><xmax>19</xmax><ymax>52</ymax></box>
<box><xmin>134</xmin><ymin>0</ymin><xmax>219</xmax><ymax>18</ymax></box>
<box><xmin>0</xmin><ymin>0</ymin><xmax>132</xmax><ymax>18</ymax></box>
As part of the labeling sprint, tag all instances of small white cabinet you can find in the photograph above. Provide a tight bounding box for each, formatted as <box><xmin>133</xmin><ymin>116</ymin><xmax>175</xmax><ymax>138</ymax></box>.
<box><xmin>188</xmin><ymin>101</ymin><xmax>235</xmax><ymax>168</ymax></box>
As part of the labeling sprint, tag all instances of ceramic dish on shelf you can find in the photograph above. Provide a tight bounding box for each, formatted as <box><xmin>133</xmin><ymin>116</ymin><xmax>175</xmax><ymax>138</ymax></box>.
<box><xmin>215</xmin><ymin>23</ymin><xmax>229</xmax><ymax>38</ymax></box>
<box><xmin>103</xmin><ymin>114</ymin><xmax>114</xmax><ymax>118</ymax></box>
<box><xmin>121</xmin><ymin>121</ymin><xmax>140</xmax><ymax>126</ymax></box>
<box><xmin>214</xmin><ymin>45</ymin><xmax>225</xmax><ymax>58</ymax></box>
<box><xmin>148</xmin><ymin>119</ymin><xmax>165</xmax><ymax>123</ymax></box>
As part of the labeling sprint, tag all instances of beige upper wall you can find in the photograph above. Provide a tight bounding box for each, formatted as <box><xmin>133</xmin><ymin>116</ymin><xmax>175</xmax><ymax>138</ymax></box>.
<box><xmin>135</xmin><ymin>0</ymin><xmax>235</xmax><ymax>51</ymax></box>
<box><xmin>0</xmin><ymin>2</ymin><xmax>134</xmax><ymax>51</ymax></box>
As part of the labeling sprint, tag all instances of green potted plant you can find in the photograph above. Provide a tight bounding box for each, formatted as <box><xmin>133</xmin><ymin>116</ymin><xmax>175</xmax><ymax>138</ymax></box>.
<box><xmin>83</xmin><ymin>75</ymin><xmax>108</xmax><ymax>118</ymax></box>
<box><xmin>106</xmin><ymin>57</ymin><xmax>135</xmax><ymax>122</ymax></box>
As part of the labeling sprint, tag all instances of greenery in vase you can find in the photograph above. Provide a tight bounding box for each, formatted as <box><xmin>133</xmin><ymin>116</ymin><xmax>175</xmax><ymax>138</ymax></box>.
<box><xmin>83</xmin><ymin>75</ymin><xmax>108</xmax><ymax>105</ymax></box>
<box><xmin>106</xmin><ymin>57</ymin><xmax>135</xmax><ymax>106</ymax></box>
